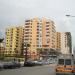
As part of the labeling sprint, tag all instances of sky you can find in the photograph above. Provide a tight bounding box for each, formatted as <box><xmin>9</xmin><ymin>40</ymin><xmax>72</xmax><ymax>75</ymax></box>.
<box><xmin>0</xmin><ymin>0</ymin><xmax>75</xmax><ymax>48</ymax></box>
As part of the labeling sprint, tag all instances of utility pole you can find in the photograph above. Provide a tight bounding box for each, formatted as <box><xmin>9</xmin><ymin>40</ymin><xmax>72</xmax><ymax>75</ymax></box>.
<box><xmin>66</xmin><ymin>15</ymin><xmax>75</xmax><ymax>17</ymax></box>
<box><xmin>66</xmin><ymin>14</ymin><xmax>75</xmax><ymax>54</ymax></box>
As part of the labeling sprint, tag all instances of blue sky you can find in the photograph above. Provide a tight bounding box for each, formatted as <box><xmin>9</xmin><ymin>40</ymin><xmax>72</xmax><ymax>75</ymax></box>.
<box><xmin>0</xmin><ymin>0</ymin><xmax>75</xmax><ymax>47</ymax></box>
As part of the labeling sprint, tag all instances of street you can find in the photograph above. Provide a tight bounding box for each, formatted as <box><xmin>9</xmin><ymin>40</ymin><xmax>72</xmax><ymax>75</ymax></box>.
<box><xmin>0</xmin><ymin>65</ymin><xmax>56</xmax><ymax>75</ymax></box>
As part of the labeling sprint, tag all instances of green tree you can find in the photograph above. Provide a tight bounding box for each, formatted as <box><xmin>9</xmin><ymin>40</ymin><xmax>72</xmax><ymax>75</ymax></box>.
<box><xmin>0</xmin><ymin>38</ymin><xmax>4</xmax><ymax>60</ymax></box>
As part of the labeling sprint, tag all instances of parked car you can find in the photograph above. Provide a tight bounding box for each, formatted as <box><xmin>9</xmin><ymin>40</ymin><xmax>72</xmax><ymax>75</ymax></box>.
<box><xmin>0</xmin><ymin>62</ymin><xmax>4</xmax><ymax>70</ymax></box>
<box><xmin>3</xmin><ymin>62</ymin><xmax>15</xmax><ymax>69</ymax></box>
<box><xmin>24</xmin><ymin>60</ymin><xmax>35</xmax><ymax>67</ymax></box>
<box><xmin>13</xmin><ymin>61</ymin><xmax>21</xmax><ymax>68</ymax></box>
<box><xmin>33</xmin><ymin>60</ymin><xmax>43</xmax><ymax>66</ymax></box>
<box><xmin>3</xmin><ymin>61</ymin><xmax>21</xmax><ymax>69</ymax></box>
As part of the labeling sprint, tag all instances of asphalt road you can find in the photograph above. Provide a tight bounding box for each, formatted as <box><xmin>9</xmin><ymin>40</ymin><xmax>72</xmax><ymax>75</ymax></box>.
<box><xmin>0</xmin><ymin>65</ymin><xmax>56</xmax><ymax>75</ymax></box>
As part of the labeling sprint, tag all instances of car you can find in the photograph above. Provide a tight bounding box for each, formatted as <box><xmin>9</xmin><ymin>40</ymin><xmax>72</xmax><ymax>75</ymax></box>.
<box><xmin>0</xmin><ymin>62</ymin><xmax>4</xmax><ymax>70</ymax></box>
<box><xmin>3</xmin><ymin>62</ymin><xmax>13</xmax><ymax>69</ymax></box>
<box><xmin>3</xmin><ymin>62</ymin><xmax>15</xmax><ymax>69</ymax></box>
<box><xmin>42</xmin><ymin>61</ymin><xmax>50</xmax><ymax>65</ymax></box>
<box><xmin>24</xmin><ymin>60</ymin><xmax>35</xmax><ymax>67</ymax></box>
<box><xmin>3</xmin><ymin>61</ymin><xmax>21</xmax><ymax>69</ymax></box>
<box><xmin>13</xmin><ymin>61</ymin><xmax>21</xmax><ymax>68</ymax></box>
<box><xmin>33</xmin><ymin>60</ymin><xmax>43</xmax><ymax>66</ymax></box>
<box><xmin>41</xmin><ymin>60</ymin><xmax>50</xmax><ymax>65</ymax></box>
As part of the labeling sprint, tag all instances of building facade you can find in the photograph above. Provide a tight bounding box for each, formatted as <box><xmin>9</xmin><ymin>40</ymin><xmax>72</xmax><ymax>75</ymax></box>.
<box><xmin>24</xmin><ymin>18</ymin><xmax>56</xmax><ymax>59</ymax></box>
<box><xmin>5</xmin><ymin>26</ymin><xmax>24</xmax><ymax>56</ymax></box>
<box><xmin>56</xmin><ymin>32</ymin><xmax>72</xmax><ymax>54</ymax></box>
<box><xmin>56</xmin><ymin>32</ymin><xmax>61</xmax><ymax>52</ymax></box>
<box><xmin>61</xmin><ymin>32</ymin><xmax>72</xmax><ymax>54</ymax></box>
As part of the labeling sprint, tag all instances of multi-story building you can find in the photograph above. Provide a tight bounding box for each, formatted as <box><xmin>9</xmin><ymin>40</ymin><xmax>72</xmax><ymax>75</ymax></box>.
<box><xmin>56</xmin><ymin>32</ymin><xmax>61</xmax><ymax>52</ymax></box>
<box><xmin>24</xmin><ymin>18</ymin><xmax>56</xmax><ymax>59</ymax></box>
<box><xmin>5</xmin><ymin>26</ymin><xmax>24</xmax><ymax>56</ymax></box>
<box><xmin>56</xmin><ymin>32</ymin><xmax>72</xmax><ymax>54</ymax></box>
<box><xmin>42</xmin><ymin>18</ymin><xmax>56</xmax><ymax>50</ymax></box>
<box><xmin>61</xmin><ymin>32</ymin><xmax>72</xmax><ymax>54</ymax></box>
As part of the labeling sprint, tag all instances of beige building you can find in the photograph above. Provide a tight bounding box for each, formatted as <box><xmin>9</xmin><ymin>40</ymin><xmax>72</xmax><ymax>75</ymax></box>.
<box><xmin>56</xmin><ymin>32</ymin><xmax>61</xmax><ymax>52</ymax></box>
<box><xmin>24</xmin><ymin>18</ymin><xmax>56</xmax><ymax>59</ymax></box>
<box><xmin>5</xmin><ymin>26</ymin><xmax>24</xmax><ymax>56</ymax></box>
<box><xmin>56</xmin><ymin>32</ymin><xmax>72</xmax><ymax>54</ymax></box>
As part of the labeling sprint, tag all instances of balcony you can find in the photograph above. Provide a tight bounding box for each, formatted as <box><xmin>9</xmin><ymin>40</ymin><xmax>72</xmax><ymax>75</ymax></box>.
<box><xmin>25</xmin><ymin>20</ymin><xmax>30</xmax><ymax>22</ymax></box>
<box><xmin>25</xmin><ymin>23</ymin><xmax>30</xmax><ymax>25</ymax></box>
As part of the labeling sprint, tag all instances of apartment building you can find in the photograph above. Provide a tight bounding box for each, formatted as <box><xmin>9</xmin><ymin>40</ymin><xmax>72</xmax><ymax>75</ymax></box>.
<box><xmin>61</xmin><ymin>32</ymin><xmax>72</xmax><ymax>54</ymax></box>
<box><xmin>24</xmin><ymin>18</ymin><xmax>56</xmax><ymax>59</ymax></box>
<box><xmin>5</xmin><ymin>26</ymin><xmax>24</xmax><ymax>56</ymax></box>
<box><xmin>56</xmin><ymin>32</ymin><xmax>61</xmax><ymax>52</ymax></box>
<box><xmin>56</xmin><ymin>32</ymin><xmax>72</xmax><ymax>54</ymax></box>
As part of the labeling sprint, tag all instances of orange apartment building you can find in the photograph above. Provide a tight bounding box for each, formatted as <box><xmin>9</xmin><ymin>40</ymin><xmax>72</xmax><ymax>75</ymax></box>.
<box><xmin>24</xmin><ymin>18</ymin><xmax>56</xmax><ymax>59</ymax></box>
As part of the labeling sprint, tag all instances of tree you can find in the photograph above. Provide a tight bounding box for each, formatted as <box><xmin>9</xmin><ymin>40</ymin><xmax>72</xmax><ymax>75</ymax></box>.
<box><xmin>37</xmin><ymin>48</ymin><xmax>43</xmax><ymax>59</ymax></box>
<box><xmin>0</xmin><ymin>38</ymin><xmax>4</xmax><ymax>60</ymax></box>
<box><xmin>0</xmin><ymin>38</ymin><xmax>4</xmax><ymax>43</ymax></box>
<box><xmin>24</xmin><ymin>43</ymin><xmax>30</xmax><ymax>62</ymax></box>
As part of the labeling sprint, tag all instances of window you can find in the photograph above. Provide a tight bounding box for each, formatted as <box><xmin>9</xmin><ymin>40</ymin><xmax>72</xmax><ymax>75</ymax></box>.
<box><xmin>46</xmin><ymin>35</ymin><xmax>49</xmax><ymax>37</ymax></box>
<box><xmin>47</xmin><ymin>32</ymin><xmax>50</xmax><ymax>33</ymax></box>
<box><xmin>25</xmin><ymin>26</ymin><xmax>30</xmax><ymax>28</ymax></box>
<box><xmin>65</xmin><ymin>59</ymin><xmax>71</xmax><ymax>65</ymax></box>
<box><xmin>46</xmin><ymin>22</ymin><xmax>50</xmax><ymax>24</ymax></box>
<box><xmin>25</xmin><ymin>32</ymin><xmax>29</xmax><ymax>34</ymax></box>
<box><xmin>25</xmin><ymin>23</ymin><xmax>30</xmax><ymax>25</ymax></box>
<box><xmin>58</xmin><ymin>59</ymin><xmax>64</xmax><ymax>65</ymax></box>
<box><xmin>37</xmin><ymin>23</ymin><xmax>39</xmax><ymax>24</ymax></box>
<box><xmin>37</xmin><ymin>29</ymin><xmax>39</xmax><ymax>31</ymax></box>
<box><xmin>37</xmin><ymin>32</ymin><xmax>39</xmax><ymax>34</ymax></box>
<box><xmin>25</xmin><ymin>20</ymin><xmax>30</xmax><ymax>22</ymax></box>
<box><xmin>25</xmin><ymin>29</ymin><xmax>29</xmax><ymax>31</ymax></box>
<box><xmin>37</xmin><ymin>35</ymin><xmax>39</xmax><ymax>37</ymax></box>
<box><xmin>46</xmin><ymin>25</ymin><xmax>49</xmax><ymax>27</ymax></box>
<box><xmin>37</xmin><ymin>45</ymin><xmax>39</xmax><ymax>47</ymax></box>
<box><xmin>37</xmin><ymin>38</ymin><xmax>39</xmax><ymax>40</ymax></box>
<box><xmin>46</xmin><ymin>28</ymin><xmax>49</xmax><ymax>30</ymax></box>
<box><xmin>74</xmin><ymin>61</ymin><xmax>75</xmax><ymax>65</ymax></box>
<box><xmin>25</xmin><ymin>35</ymin><xmax>29</xmax><ymax>37</ymax></box>
<box><xmin>16</xmin><ymin>45</ymin><xmax>18</xmax><ymax>47</ymax></box>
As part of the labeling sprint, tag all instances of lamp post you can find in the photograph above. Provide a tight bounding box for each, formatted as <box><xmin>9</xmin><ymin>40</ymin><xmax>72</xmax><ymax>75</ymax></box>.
<box><xmin>66</xmin><ymin>14</ymin><xmax>75</xmax><ymax>54</ymax></box>
<box><xmin>66</xmin><ymin>15</ymin><xmax>75</xmax><ymax>17</ymax></box>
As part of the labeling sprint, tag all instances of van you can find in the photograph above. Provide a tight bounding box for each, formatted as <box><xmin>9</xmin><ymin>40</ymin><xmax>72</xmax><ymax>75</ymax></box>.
<box><xmin>56</xmin><ymin>58</ymin><xmax>73</xmax><ymax>75</ymax></box>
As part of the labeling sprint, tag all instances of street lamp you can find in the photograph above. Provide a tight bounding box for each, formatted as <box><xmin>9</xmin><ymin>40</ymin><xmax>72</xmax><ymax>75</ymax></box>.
<box><xmin>66</xmin><ymin>14</ymin><xmax>75</xmax><ymax>54</ymax></box>
<box><xmin>66</xmin><ymin>15</ymin><xmax>75</xmax><ymax>17</ymax></box>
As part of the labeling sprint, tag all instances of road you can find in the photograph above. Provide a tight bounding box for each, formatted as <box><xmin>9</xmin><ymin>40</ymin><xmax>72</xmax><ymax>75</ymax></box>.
<box><xmin>0</xmin><ymin>65</ymin><xmax>56</xmax><ymax>75</ymax></box>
